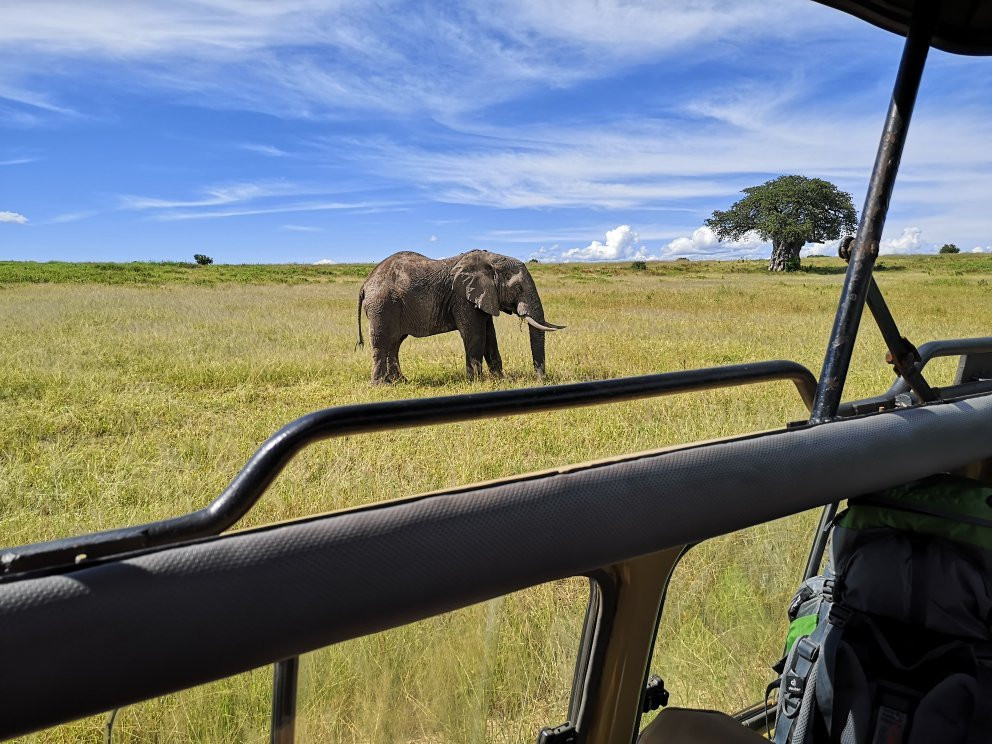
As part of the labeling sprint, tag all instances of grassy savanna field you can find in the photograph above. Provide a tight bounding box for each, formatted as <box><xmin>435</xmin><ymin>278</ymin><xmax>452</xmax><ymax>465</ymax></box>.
<box><xmin>2</xmin><ymin>255</ymin><xmax>990</xmax><ymax>742</ymax></box>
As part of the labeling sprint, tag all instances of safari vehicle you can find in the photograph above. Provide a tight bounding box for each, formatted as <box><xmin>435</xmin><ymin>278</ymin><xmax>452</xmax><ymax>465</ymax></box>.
<box><xmin>3</xmin><ymin>1</ymin><xmax>992</xmax><ymax>742</ymax></box>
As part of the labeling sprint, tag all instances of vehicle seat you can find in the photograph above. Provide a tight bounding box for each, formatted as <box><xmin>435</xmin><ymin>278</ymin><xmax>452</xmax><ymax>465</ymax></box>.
<box><xmin>639</xmin><ymin>707</ymin><xmax>769</xmax><ymax>743</ymax></box>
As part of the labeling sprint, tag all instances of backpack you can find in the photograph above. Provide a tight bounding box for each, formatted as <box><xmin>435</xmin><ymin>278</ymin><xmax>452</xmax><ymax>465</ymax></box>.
<box><xmin>772</xmin><ymin>474</ymin><xmax>992</xmax><ymax>744</ymax></box>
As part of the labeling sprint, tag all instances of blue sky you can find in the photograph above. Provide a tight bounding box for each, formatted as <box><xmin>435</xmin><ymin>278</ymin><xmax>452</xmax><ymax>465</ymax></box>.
<box><xmin>2</xmin><ymin>0</ymin><xmax>991</xmax><ymax>264</ymax></box>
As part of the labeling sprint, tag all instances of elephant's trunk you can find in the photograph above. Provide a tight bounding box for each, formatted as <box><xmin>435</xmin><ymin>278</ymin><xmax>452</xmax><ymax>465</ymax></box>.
<box><xmin>516</xmin><ymin>292</ymin><xmax>563</xmax><ymax>379</ymax></box>
<box><xmin>529</xmin><ymin>324</ymin><xmax>546</xmax><ymax>379</ymax></box>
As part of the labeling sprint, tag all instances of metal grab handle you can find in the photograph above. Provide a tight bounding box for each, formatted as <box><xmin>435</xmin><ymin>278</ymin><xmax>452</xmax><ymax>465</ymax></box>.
<box><xmin>1</xmin><ymin>360</ymin><xmax>817</xmax><ymax>578</ymax></box>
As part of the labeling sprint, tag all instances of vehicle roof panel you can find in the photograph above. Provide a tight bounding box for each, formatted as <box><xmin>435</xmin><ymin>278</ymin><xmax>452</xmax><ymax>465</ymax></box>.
<box><xmin>816</xmin><ymin>0</ymin><xmax>992</xmax><ymax>55</ymax></box>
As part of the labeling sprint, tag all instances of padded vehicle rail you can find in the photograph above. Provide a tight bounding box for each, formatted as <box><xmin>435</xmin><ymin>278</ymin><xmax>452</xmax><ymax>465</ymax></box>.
<box><xmin>2</xmin><ymin>392</ymin><xmax>992</xmax><ymax>739</ymax></box>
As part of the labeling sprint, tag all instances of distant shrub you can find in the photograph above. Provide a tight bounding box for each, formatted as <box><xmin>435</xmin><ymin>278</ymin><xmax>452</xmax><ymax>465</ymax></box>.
<box><xmin>675</xmin><ymin>257</ymin><xmax>690</xmax><ymax>263</ymax></box>
<box><xmin>193</xmin><ymin>254</ymin><xmax>214</xmax><ymax>265</ymax></box>
<box><xmin>939</xmin><ymin>243</ymin><xmax>960</xmax><ymax>254</ymax></box>
<box><xmin>528</xmin><ymin>258</ymin><xmax>540</xmax><ymax>264</ymax></box>
<box><xmin>630</xmin><ymin>260</ymin><xmax>647</xmax><ymax>271</ymax></box>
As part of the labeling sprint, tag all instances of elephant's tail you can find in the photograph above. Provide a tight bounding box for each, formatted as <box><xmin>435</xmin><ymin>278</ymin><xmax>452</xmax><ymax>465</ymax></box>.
<box><xmin>355</xmin><ymin>286</ymin><xmax>365</xmax><ymax>351</ymax></box>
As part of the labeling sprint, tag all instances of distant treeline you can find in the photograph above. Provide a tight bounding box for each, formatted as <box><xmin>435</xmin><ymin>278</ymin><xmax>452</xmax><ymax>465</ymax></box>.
<box><xmin>0</xmin><ymin>254</ymin><xmax>989</xmax><ymax>286</ymax></box>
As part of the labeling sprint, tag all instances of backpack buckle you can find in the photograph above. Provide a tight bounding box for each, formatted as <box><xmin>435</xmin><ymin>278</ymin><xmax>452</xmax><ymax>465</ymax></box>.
<box><xmin>795</xmin><ymin>636</ymin><xmax>820</xmax><ymax>663</ymax></box>
<box><xmin>828</xmin><ymin>602</ymin><xmax>853</xmax><ymax>627</ymax></box>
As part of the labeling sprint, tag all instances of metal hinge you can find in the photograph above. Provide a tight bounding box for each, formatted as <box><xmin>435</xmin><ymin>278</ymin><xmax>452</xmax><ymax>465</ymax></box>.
<box><xmin>536</xmin><ymin>721</ymin><xmax>577</xmax><ymax>743</ymax></box>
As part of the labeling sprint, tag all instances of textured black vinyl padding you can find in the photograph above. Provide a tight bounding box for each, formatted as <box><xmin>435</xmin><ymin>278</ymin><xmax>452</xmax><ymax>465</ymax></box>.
<box><xmin>2</xmin><ymin>394</ymin><xmax>992</xmax><ymax>738</ymax></box>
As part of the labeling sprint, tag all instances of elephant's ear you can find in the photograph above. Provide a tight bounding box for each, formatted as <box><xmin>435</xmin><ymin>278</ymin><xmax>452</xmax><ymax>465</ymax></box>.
<box><xmin>451</xmin><ymin>254</ymin><xmax>501</xmax><ymax>317</ymax></box>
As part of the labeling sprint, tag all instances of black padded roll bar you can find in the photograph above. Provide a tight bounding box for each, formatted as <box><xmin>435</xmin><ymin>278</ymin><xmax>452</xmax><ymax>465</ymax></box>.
<box><xmin>2</xmin><ymin>392</ymin><xmax>991</xmax><ymax>739</ymax></box>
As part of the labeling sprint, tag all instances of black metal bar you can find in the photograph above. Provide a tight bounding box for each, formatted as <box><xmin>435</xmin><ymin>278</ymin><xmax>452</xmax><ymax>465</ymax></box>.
<box><xmin>863</xmin><ymin>281</ymin><xmax>937</xmax><ymax>401</ymax></box>
<box><xmin>802</xmin><ymin>503</ymin><xmax>838</xmax><ymax>581</ymax></box>
<box><xmin>836</xmin><ymin>336</ymin><xmax>992</xmax><ymax>415</ymax></box>
<box><xmin>0</xmin><ymin>361</ymin><xmax>817</xmax><ymax>578</ymax></box>
<box><xmin>810</xmin><ymin>0</ymin><xmax>938</xmax><ymax>423</ymax></box>
<box><xmin>836</xmin><ymin>236</ymin><xmax>936</xmax><ymax>401</ymax></box>
<box><xmin>270</xmin><ymin>657</ymin><xmax>298</xmax><ymax>744</ymax></box>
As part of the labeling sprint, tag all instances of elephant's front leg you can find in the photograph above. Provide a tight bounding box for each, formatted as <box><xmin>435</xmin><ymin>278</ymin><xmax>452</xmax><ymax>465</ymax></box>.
<box><xmin>483</xmin><ymin>317</ymin><xmax>504</xmax><ymax>378</ymax></box>
<box><xmin>458</xmin><ymin>319</ymin><xmax>487</xmax><ymax>381</ymax></box>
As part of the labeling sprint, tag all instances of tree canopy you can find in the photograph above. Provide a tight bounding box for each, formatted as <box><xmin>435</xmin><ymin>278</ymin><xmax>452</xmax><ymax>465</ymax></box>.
<box><xmin>706</xmin><ymin>175</ymin><xmax>857</xmax><ymax>271</ymax></box>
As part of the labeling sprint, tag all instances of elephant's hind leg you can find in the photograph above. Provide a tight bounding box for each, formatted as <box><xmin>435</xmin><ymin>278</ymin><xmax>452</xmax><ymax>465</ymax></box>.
<box><xmin>370</xmin><ymin>344</ymin><xmax>390</xmax><ymax>384</ymax></box>
<box><xmin>370</xmin><ymin>331</ymin><xmax>406</xmax><ymax>384</ymax></box>
<box><xmin>483</xmin><ymin>317</ymin><xmax>504</xmax><ymax>378</ymax></box>
<box><xmin>386</xmin><ymin>335</ymin><xmax>408</xmax><ymax>383</ymax></box>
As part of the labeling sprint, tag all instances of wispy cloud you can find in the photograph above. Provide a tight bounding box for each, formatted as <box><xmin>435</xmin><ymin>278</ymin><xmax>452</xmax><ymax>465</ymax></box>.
<box><xmin>159</xmin><ymin>199</ymin><xmax>401</xmax><ymax>221</ymax></box>
<box><xmin>346</xmin><ymin>73</ymin><xmax>888</xmax><ymax>211</ymax></box>
<box><xmin>0</xmin><ymin>0</ymin><xmax>843</xmax><ymax>122</ymax></box>
<box><xmin>282</xmin><ymin>224</ymin><xmax>322</xmax><ymax>232</ymax></box>
<box><xmin>0</xmin><ymin>157</ymin><xmax>36</xmax><ymax>166</ymax></box>
<box><xmin>120</xmin><ymin>181</ymin><xmax>304</xmax><ymax>211</ymax></box>
<box><xmin>0</xmin><ymin>211</ymin><xmax>29</xmax><ymax>224</ymax></box>
<box><xmin>240</xmin><ymin>143</ymin><xmax>289</xmax><ymax>157</ymax></box>
<box><xmin>48</xmin><ymin>210</ymin><xmax>97</xmax><ymax>224</ymax></box>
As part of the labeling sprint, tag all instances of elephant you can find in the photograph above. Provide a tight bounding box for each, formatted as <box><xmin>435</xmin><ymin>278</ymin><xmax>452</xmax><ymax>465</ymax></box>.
<box><xmin>356</xmin><ymin>250</ymin><xmax>565</xmax><ymax>383</ymax></box>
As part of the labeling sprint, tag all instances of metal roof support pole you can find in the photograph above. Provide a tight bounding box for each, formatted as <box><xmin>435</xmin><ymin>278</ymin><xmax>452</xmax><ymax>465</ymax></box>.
<box><xmin>810</xmin><ymin>0</ymin><xmax>938</xmax><ymax>424</ymax></box>
<box><xmin>270</xmin><ymin>656</ymin><xmax>299</xmax><ymax>744</ymax></box>
<box><xmin>803</xmin><ymin>0</ymin><xmax>939</xmax><ymax>581</ymax></box>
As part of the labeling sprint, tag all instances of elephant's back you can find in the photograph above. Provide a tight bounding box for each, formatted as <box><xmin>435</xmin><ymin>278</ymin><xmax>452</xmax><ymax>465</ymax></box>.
<box><xmin>366</xmin><ymin>252</ymin><xmax>444</xmax><ymax>295</ymax></box>
<box><xmin>363</xmin><ymin>253</ymin><xmax>452</xmax><ymax>330</ymax></box>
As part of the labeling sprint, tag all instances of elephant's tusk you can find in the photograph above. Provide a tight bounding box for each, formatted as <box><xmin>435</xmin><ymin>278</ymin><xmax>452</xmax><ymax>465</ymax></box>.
<box><xmin>524</xmin><ymin>316</ymin><xmax>566</xmax><ymax>332</ymax></box>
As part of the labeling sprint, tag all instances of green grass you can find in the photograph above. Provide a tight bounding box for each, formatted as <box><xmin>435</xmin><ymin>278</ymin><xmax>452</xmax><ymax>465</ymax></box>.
<box><xmin>2</xmin><ymin>256</ymin><xmax>989</xmax><ymax>741</ymax></box>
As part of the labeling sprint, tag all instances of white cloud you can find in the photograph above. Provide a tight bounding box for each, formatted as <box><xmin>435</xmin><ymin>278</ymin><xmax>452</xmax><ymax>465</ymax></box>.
<box><xmin>972</xmin><ymin>246</ymin><xmax>989</xmax><ymax>253</ymax></box>
<box><xmin>429</xmin><ymin>234</ymin><xmax>438</xmax><ymax>242</ymax></box>
<box><xmin>662</xmin><ymin>226</ymin><xmax>720</xmax><ymax>256</ymax></box>
<box><xmin>313</xmin><ymin>258</ymin><xmax>336</xmax><ymax>265</ymax></box>
<box><xmin>661</xmin><ymin>225</ymin><xmax>770</xmax><ymax>260</ymax></box>
<box><xmin>282</xmin><ymin>224</ymin><xmax>322</xmax><ymax>232</ymax></box>
<box><xmin>0</xmin><ymin>157</ymin><xmax>36</xmax><ymax>165</ymax></box>
<box><xmin>879</xmin><ymin>226</ymin><xmax>926</xmax><ymax>255</ymax></box>
<box><xmin>531</xmin><ymin>224</ymin><xmax>656</xmax><ymax>262</ymax></box>
<box><xmin>0</xmin><ymin>210</ymin><xmax>28</xmax><ymax>224</ymax></box>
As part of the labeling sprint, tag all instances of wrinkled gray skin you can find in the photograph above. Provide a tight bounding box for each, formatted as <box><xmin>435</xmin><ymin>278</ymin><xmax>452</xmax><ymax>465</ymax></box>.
<box><xmin>357</xmin><ymin>250</ymin><xmax>565</xmax><ymax>383</ymax></box>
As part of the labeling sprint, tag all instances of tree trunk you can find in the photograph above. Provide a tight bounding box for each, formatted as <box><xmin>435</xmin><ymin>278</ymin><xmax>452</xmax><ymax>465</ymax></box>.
<box><xmin>768</xmin><ymin>238</ymin><xmax>805</xmax><ymax>272</ymax></box>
